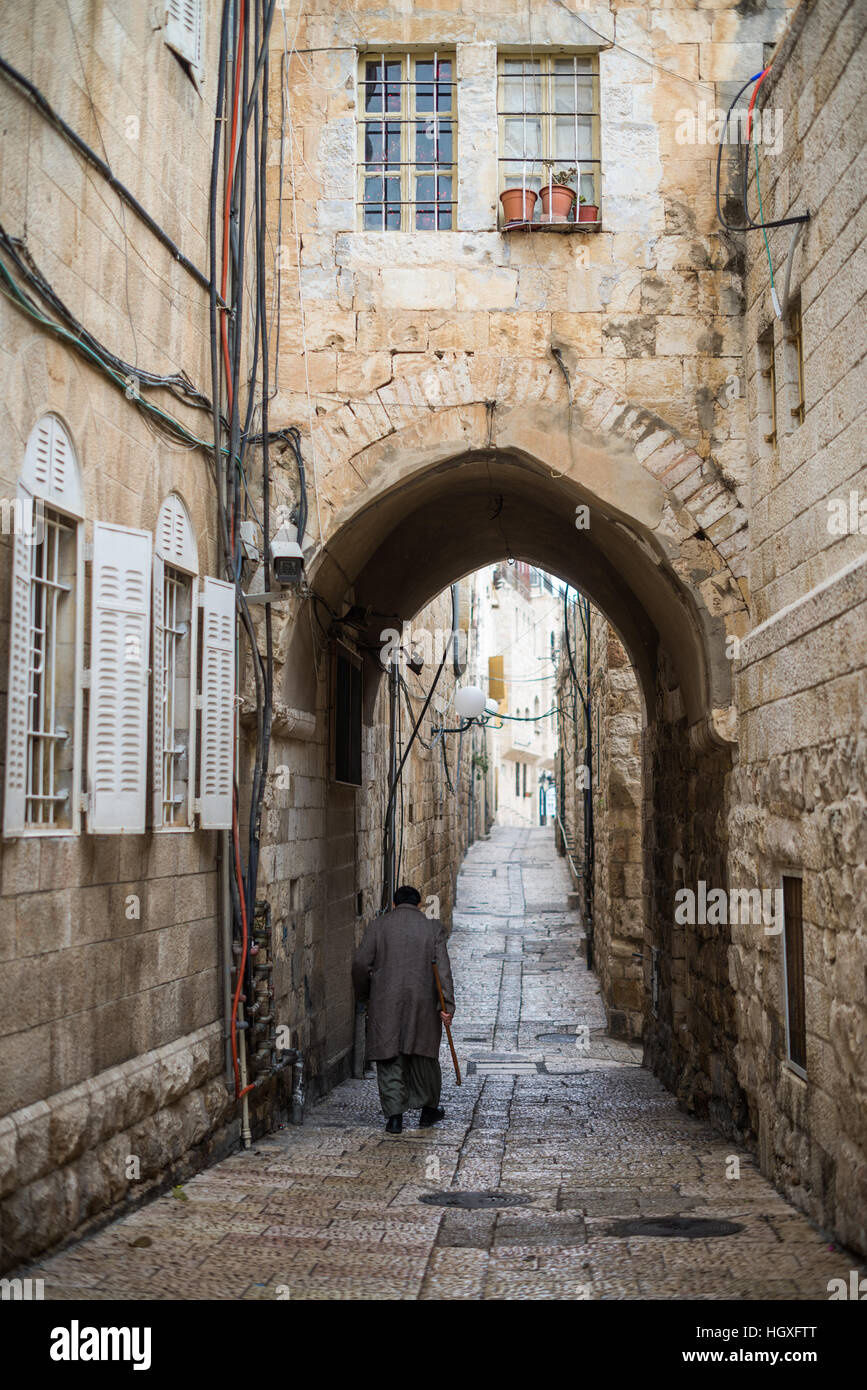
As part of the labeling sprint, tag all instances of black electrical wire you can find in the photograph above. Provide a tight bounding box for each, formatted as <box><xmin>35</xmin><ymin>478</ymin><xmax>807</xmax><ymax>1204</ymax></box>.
<box><xmin>0</xmin><ymin>53</ymin><xmax>224</xmax><ymax>303</ymax></box>
<box><xmin>0</xmin><ymin>227</ymin><xmax>215</xmax><ymax>414</ymax></box>
<box><xmin>380</xmin><ymin>633</ymin><xmax>454</xmax><ymax>908</ymax></box>
<box><xmin>563</xmin><ymin>586</ymin><xmax>589</xmax><ymax>723</ymax></box>
<box><xmin>714</xmin><ymin>72</ymin><xmax>810</xmax><ymax>235</ymax></box>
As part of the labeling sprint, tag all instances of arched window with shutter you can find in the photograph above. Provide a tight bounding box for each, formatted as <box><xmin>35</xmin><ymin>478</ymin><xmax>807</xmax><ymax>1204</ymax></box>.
<box><xmin>152</xmin><ymin>494</ymin><xmax>199</xmax><ymax>830</ymax></box>
<box><xmin>4</xmin><ymin>415</ymin><xmax>85</xmax><ymax>836</ymax></box>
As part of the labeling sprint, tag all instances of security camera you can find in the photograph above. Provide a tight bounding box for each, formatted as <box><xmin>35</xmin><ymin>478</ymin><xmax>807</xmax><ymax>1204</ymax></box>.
<box><xmin>271</xmin><ymin>526</ymin><xmax>304</xmax><ymax>586</ymax></box>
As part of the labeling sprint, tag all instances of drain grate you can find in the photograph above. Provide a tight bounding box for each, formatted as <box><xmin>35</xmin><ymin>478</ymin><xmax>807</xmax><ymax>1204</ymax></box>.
<box><xmin>536</xmin><ymin>1032</ymin><xmax>584</xmax><ymax>1044</ymax></box>
<box><xmin>420</xmin><ymin>1191</ymin><xmax>532</xmax><ymax>1210</ymax></box>
<box><xmin>604</xmin><ymin>1216</ymin><xmax>743</xmax><ymax>1239</ymax></box>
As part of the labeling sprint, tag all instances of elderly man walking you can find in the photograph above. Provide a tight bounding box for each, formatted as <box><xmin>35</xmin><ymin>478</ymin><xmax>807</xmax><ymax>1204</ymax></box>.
<box><xmin>352</xmin><ymin>885</ymin><xmax>456</xmax><ymax>1134</ymax></box>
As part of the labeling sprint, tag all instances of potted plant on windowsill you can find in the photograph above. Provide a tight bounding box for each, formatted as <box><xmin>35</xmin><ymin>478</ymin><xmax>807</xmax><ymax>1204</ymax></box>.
<box><xmin>540</xmin><ymin>165</ymin><xmax>577</xmax><ymax>222</ymax></box>
<box><xmin>578</xmin><ymin>193</ymin><xmax>599</xmax><ymax>223</ymax></box>
<box><xmin>500</xmin><ymin>185</ymin><xmax>538</xmax><ymax>224</ymax></box>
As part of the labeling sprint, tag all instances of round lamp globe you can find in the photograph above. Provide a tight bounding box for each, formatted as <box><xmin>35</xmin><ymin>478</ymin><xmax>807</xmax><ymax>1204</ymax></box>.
<box><xmin>454</xmin><ymin>685</ymin><xmax>487</xmax><ymax>719</ymax></box>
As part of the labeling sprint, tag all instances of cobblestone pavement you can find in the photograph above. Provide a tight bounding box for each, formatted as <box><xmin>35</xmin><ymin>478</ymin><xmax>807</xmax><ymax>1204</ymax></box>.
<box><xmin>24</xmin><ymin>827</ymin><xmax>854</xmax><ymax>1300</ymax></box>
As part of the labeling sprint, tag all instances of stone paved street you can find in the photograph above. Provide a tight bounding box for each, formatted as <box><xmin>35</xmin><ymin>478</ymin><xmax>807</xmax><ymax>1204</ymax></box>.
<box><xmin>22</xmin><ymin>828</ymin><xmax>856</xmax><ymax>1300</ymax></box>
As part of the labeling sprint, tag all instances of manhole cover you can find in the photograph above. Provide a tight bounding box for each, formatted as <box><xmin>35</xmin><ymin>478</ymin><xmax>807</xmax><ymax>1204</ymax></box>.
<box><xmin>420</xmin><ymin>1191</ymin><xmax>532</xmax><ymax>1210</ymax></box>
<box><xmin>604</xmin><ymin>1216</ymin><xmax>743</xmax><ymax>1239</ymax></box>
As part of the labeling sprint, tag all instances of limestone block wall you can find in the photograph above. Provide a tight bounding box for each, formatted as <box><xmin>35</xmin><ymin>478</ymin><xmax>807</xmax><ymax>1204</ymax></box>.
<box><xmin>644</xmin><ymin>659</ymin><xmax>749</xmax><ymax>1139</ymax></box>
<box><xmin>0</xmin><ymin>0</ymin><xmax>248</xmax><ymax>1271</ymax></box>
<box><xmin>590</xmin><ymin>622</ymin><xmax>645</xmax><ymax>1041</ymax></box>
<box><xmin>556</xmin><ymin>604</ymin><xmax>644</xmax><ymax>1041</ymax></box>
<box><xmin>268</xmin><ymin>0</ymin><xmax>794</xmax><ymax>498</ymax></box>
<box><xmin>732</xmin><ymin>0</ymin><xmax>867</xmax><ymax>1254</ymax></box>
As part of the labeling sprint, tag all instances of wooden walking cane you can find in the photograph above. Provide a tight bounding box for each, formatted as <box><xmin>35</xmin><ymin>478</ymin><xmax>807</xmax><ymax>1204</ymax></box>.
<box><xmin>433</xmin><ymin>963</ymin><xmax>461</xmax><ymax>1085</ymax></box>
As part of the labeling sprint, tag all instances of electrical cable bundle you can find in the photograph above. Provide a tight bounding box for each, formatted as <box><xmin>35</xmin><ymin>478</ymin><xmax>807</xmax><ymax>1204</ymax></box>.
<box><xmin>207</xmin><ymin>0</ymin><xmax>280</xmax><ymax>1100</ymax></box>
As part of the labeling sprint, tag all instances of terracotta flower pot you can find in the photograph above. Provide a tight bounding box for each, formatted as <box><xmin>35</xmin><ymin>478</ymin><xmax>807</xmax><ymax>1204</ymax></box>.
<box><xmin>539</xmin><ymin>183</ymin><xmax>576</xmax><ymax>221</ymax></box>
<box><xmin>499</xmin><ymin>187</ymin><xmax>537</xmax><ymax>224</ymax></box>
<box><xmin>578</xmin><ymin>203</ymin><xmax>599</xmax><ymax>223</ymax></box>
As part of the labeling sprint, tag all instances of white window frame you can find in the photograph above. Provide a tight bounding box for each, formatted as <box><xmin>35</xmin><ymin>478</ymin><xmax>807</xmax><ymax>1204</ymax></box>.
<box><xmin>153</xmin><ymin>494</ymin><xmax>199</xmax><ymax>832</ymax></box>
<box><xmin>3</xmin><ymin>415</ymin><xmax>84</xmax><ymax>838</ymax></box>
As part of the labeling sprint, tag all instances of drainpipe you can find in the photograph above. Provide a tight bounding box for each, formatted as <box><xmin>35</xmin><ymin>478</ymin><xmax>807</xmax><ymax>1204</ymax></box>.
<box><xmin>238</xmin><ymin>999</ymin><xmax>252</xmax><ymax>1147</ymax></box>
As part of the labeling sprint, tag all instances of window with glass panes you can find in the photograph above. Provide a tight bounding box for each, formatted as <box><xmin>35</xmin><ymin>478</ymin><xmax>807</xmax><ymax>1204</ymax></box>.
<box><xmin>498</xmin><ymin>54</ymin><xmax>600</xmax><ymax>219</ymax></box>
<box><xmin>358</xmin><ymin>53</ymin><xmax>456</xmax><ymax>230</ymax></box>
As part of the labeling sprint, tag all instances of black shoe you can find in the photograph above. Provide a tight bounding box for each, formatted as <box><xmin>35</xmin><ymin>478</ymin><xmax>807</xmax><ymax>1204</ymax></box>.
<box><xmin>419</xmin><ymin>1106</ymin><xmax>445</xmax><ymax>1128</ymax></box>
<box><xmin>385</xmin><ymin>1114</ymin><xmax>403</xmax><ymax>1134</ymax></box>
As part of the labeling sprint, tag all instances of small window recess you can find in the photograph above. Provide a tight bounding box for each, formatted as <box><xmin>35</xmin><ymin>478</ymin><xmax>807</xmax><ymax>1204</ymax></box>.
<box><xmin>781</xmin><ymin>872</ymin><xmax>807</xmax><ymax>1080</ymax></box>
<box><xmin>331</xmin><ymin>640</ymin><xmax>363</xmax><ymax>787</ymax></box>
<box><xmin>784</xmin><ymin>301</ymin><xmax>806</xmax><ymax>428</ymax></box>
<box><xmin>758</xmin><ymin>326</ymin><xmax>777</xmax><ymax>451</ymax></box>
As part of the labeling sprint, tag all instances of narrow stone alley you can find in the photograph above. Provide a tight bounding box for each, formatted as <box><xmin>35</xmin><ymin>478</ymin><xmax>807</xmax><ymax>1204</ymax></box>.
<box><xmin>20</xmin><ymin>828</ymin><xmax>853</xmax><ymax>1301</ymax></box>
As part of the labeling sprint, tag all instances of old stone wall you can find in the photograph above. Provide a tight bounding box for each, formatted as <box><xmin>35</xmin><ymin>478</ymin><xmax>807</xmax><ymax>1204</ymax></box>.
<box><xmin>732</xmin><ymin>0</ymin><xmax>867</xmax><ymax>1252</ymax></box>
<box><xmin>643</xmin><ymin>658</ymin><xmax>749</xmax><ymax>1139</ymax></box>
<box><xmin>268</xmin><ymin>0</ymin><xmax>794</xmax><ymax>504</ymax></box>
<box><xmin>0</xmin><ymin>2</ymin><xmax>478</xmax><ymax>1270</ymax></box>
<box><xmin>556</xmin><ymin>603</ymin><xmax>644</xmax><ymax>1040</ymax></box>
<box><xmin>0</xmin><ymin>0</ymin><xmax>244</xmax><ymax>1271</ymax></box>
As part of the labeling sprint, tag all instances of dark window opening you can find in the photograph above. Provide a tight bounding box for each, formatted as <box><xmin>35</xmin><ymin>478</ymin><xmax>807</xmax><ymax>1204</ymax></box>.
<box><xmin>783</xmin><ymin>875</ymin><xmax>806</xmax><ymax>1072</ymax></box>
<box><xmin>331</xmin><ymin>641</ymin><xmax>363</xmax><ymax>786</ymax></box>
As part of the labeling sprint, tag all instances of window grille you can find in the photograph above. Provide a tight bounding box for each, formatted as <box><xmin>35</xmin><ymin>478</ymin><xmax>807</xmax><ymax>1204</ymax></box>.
<box><xmin>25</xmin><ymin>505</ymin><xmax>77</xmax><ymax>827</ymax></box>
<box><xmin>498</xmin><ymin>53</ymin><xmax>600</xmax><ymax>220</ymax></box>
<box><xmin>358</xmin><ymin>52</ymin><xmax>456</xmax><ymax>231</ymax></box>
<box><xmin>160</xmin><ymin>565</ymin><xmax>193</xmax><ymax>826</ymax></box>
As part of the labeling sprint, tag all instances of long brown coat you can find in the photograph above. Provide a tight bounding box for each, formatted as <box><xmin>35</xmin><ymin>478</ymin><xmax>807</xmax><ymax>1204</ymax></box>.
<box><xmin>351</xmin><ymin>905</ymin><xmax>456</xmax><ymax>1060</ymax></box>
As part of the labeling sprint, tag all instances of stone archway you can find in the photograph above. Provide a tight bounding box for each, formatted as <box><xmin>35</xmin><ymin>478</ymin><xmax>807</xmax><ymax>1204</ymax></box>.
<box><xmin>273</xmin><ymin>353</ymin><xmax>752</xmax><ymax>1132</ymax></box>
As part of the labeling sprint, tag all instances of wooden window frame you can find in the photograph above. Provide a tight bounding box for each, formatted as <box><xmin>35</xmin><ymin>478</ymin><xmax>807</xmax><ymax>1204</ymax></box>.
<box><xmin>758</xmin><ymin>325</ymin><xmax>777</xmax><ymax>451</ymax></box>
<box><xmin>497</xmin><ymin>52</ymin><xmax>601</xmax><ymax>223</ymax></box>
<box><xmin>781</xmin><ymin>872</ymin><xmax>807</xmax><ymax>1079</ymax></box>
<box><xmin>357</xmin><ymin>51</ymin><xmax>457</xmax><ymax>232</ymax></box>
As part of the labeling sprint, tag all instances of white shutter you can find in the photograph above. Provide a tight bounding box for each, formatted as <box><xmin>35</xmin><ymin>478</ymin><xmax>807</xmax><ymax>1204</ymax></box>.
<box><xmin>165</xmin><ymin>0</ymin><xmax>202</xmax><ymax>69</ymax></box>
<box><xmin>88</xmin><ymin>522</ymin><xmax>151</xmax><ymax>834</ymax></box>
<box><xmin>23</xmin><ymin>415</ymin><xmax>83</xmax><ymax>516</ymax></box>
<box><xmin>151</xmin><ymin>552</ymin><xmax>165</xmax><ymax>829</ymax></box>
<box><xmin>156</xmin><ymin>493</ymin><xmax>198</xmax><ymax>573</ymax></box>
<box><xmin>186</xmin><ymin>576</ymin><xmax>199</xmax><ymax>829</ymax></box>
<box><xmin>3</xmin><ymin>486</ymin><xmax>34</xmax><ymax>835</ymax></box>
<box><xmin>199</xmin><ymin>576</ymin><xmax>235</xmax><ymax>830</ymax></box>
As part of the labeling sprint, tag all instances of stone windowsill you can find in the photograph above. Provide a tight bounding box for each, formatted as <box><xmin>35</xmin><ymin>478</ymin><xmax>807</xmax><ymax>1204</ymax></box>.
<box><xmin>500</xmin><ymin>219</ymin><xmax>602</xmax><ymax>233</ymax></box>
